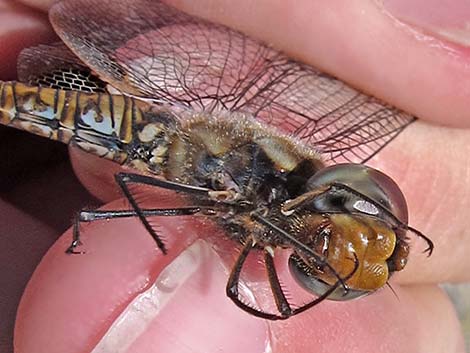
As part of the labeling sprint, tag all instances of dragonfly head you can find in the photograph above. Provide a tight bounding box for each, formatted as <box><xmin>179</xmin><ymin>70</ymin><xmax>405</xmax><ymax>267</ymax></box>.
<box><xmin>283</xmin><ymin>164</ymin><xmax>413</xmax><ymax>300</ymax></box>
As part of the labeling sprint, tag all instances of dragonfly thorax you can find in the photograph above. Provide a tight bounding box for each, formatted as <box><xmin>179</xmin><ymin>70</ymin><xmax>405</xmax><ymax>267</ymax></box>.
<box><xmin>152</xmin><ymin>113</ymin><xmax>326</xmax><ymax>247</ymax></box>
<box><xmin>163</xmin><ymin>113</ymin><xmax>325</xmax><ymax>199</ymax></box>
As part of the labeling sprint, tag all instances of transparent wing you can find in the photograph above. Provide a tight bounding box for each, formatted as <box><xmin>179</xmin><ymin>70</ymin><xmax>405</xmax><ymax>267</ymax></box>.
<box><xmin>49</xmin><ymin>0</ymin><xmax>415</xmax><ymax>164</ymax></box>
<box><xmin>17</xmin><ymin>42</ymin><xmax>107</xmax><ymax>93</ymax></box>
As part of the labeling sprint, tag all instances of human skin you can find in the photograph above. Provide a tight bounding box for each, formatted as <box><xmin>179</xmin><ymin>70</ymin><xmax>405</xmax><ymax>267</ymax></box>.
<box><xmin>1</xmin><ymin>0</ymin><xmax>469</xmax><ymax>352</ymax></box>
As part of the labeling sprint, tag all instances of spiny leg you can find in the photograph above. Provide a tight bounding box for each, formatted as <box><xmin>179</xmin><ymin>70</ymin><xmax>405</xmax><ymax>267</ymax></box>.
<box><xmin>66</xmin><ymin>206</ymin><xmax>203</xmax><ymax>254</ymax></box>
<box><xmin>226</xmin><ymin>239</ymin><xmax>284</xmax><ymax>320</ymax></box>
<box><xmin>263</xmin><ymin>248</ymin><xmax>359</xmax><ymax>319</ymax></box>
<box><xmin>225</xmin><ymin>239</ymin><xmax>258</xmax><ymax>315</ymax></box>
<box><xmin>79</xmin><ymin>207</ymin><xmax>203</xmax><ymax>221</ymax></box>
<box><xmin>114</xmin><ymin>172</ymin><xmax>211</xmax><ymax>254</ymax></box>
<box><xmin>251</xmin><ymin>212</ymin><xmax>347</xmax><ymax>291</ymax></box>
<box><xmin>226</xmin><ymin>239</ymin><xmax>356</xmax><ymax>320</ymax></box>
<box><xmin>264</xmin><ymin>248</ymin><xmax>292</xmax><ymax>317</ymax></box>
<box><xmin>402</xmin><ymin>225</ymin><xmax>434</xmax><ymax>256</ymax></box>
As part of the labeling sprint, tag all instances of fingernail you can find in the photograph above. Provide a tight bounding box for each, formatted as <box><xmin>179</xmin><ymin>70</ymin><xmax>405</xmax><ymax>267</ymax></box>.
<box><xmin>92</xmin><ymin>240</ymin><xmax>271</xmax><ymax>353</ymax></box>
<box><xmin>381</xmin><ymin>0</ymin><xmax>470</xmax><ymax>47</ymax></box>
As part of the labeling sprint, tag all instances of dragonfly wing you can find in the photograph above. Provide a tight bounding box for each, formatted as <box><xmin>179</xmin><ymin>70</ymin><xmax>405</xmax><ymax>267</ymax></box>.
<box><xmin>18</xmin><ymin>42</ymin><xmax>107</xmax><ymax>93</ymax></box>
<box><xmin>49</xmin><ymin>0</ymin><xmax>206</xmax><ymax>101</ymax></box>
<box><xmin>232</xmin><ymin>61</ymin><xmax>416</xmax><ymax>164</ymax></box>
<box><xmin>49</xmin><ymin>0</ymin><xmax>415</xmax><ymax>164</ymax></box>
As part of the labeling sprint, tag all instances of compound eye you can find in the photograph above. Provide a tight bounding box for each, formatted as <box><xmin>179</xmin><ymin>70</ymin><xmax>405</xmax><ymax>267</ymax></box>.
<box><xmin>288</xmin><ymin>255</ymin><xmax>369</xmax><ymax>301</ymax></box>
<box><xmin>306</xmin><ymin>163</ymin><xmax>408</xmax><ymax>224</ymax></box>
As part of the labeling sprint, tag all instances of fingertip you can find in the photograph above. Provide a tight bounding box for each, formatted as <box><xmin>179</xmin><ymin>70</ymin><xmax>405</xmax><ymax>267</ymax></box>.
<box><xmin>368</xmin><ymin>122</ymin><xmax>470</xmax><ymax>284</ymax></box>
<box><xmin>94</xmin><ymin>240</ymin><xmax>270</xmax><ymax>353</ymax></box>
<box><xmin>0</xmin><ymin>0</ymin><xmax>55</xmax><ymax>80</ymax></box>
<box><xmin>271</xmin><ymin>284</ymin><xmax>465</xmax><ymax>353</ymax></box>
<box><xmin>14</xmin><ymin>200</ymin><xmax>270</xmax><ymax>353</ymax></box>
<box><xmin>14</xmin><ymin>197</ymin><xmax>464</xmax><ymax>353</ymax></box>
<box><xmin>15</xmin><ymin>205</ymin><xmax>170</xmax><ymax>353</ymax></box>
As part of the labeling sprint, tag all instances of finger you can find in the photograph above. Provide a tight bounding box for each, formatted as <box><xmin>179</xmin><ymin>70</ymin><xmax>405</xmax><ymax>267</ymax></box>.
<box><xmin>16</xmin><ymin>0</ymin><xmax>470</xmax><ymax>127</ymax></box>
<box><xmin>14</xmin><ymin>200</ymin><xmax>271</xmax><ymax>353</ymax></box>
<box><xmin>15</xmin><ymin>0</ymin><xmax>52</xmax><ymax>12</ymax></box>
<box><xmin>368</xmin><ymin>122</ymin><xmax>470</xmax><ymax>285</ymax></box>
<box><xmin>167</xmin><ymin>0</ymin><xmax>470</xmax><ymax>128</ymax></box>
<box><xmin>10</xmin><ymin>0</ymin><xmax>470</xmax><ymax>284</ymax></box>
<box><xmin>272</xmin><ymin>284</ymin><xmax>465</xmax><ymax>353</ymax></box>
<box><xmin>0</xmin><ymin>199</ymin><xmax>56</xmax><ymax>353</ymax></box>
<box><xmin>3</xmin><ymin>0</ymin><xmax>466</xmax><ymax>350</ymax></box>
<box><xmin>0</xmin><ymin>0</ymin><xmax>54</xmax><ymax>79</ymax></box>
<box><xmin>14</xmin><ymin>201</ymin><xmax>465</xmax><ymax>353</ymax></box>
<box><xmin>0</xmin><ymin>142</ymin><xmax>97</xmax><ymax>353</ymax></box>
<box><xmin>0</xmin><ymin>2</ymin><xmax>96</xmax><ymax>343</ymax></box>
<box><xmin>152</xmin><ymin>0</ymin><xmax>470</xmax><ymax>283</ymax></box>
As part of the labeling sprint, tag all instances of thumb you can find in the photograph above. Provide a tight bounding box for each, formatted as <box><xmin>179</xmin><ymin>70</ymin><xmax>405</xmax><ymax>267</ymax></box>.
<box><xmin>14</xmin><ymin>199</ymin><xmax>463</xmax><ymax>353</ymax></box>
<box><xmin>14</xmin><ymin>199</ymin><xmax>270</xmax><ymax>353</ymax></box>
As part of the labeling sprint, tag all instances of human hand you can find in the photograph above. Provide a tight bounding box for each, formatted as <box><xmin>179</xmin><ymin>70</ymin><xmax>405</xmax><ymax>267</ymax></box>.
<box><xmin>2</xmin><ymin>0</ymin><xmax>469</xmax><ymax>352</ymax></box>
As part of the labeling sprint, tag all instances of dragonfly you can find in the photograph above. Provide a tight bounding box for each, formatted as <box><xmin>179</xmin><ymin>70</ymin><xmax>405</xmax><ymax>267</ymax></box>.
<box><xmin>0</xmin><ymin>0</ymin><xmax>433</xmax><ymax>320</ymax></box>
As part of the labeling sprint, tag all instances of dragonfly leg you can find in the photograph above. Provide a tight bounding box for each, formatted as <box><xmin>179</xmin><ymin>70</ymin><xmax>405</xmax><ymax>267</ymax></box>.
<box><xmin>114</xmin><ymin>172</ymin><xmax>213</xmax><ymax>254</ymax></box>
<box><xmin>264</xmin><ymin>248</ymin><xmax>293</xmax><ymax>318</ymax></box>
<box><xmin>66</xmin><ymin>214</ymin><xmax>85</xmax><ymax>254</ymax></box>
<box><xmin>226</xmin><ymin>238</ymin><xmax>287</xmax><ymax>320</ymax></box>
<box><xmin>114</xmin><ymin>172</ymin><xmax>211</xmax><ymax>196</ymax></box>
<box><xmin>226</xmin><ymin>239</ymin><xmax>359</xmax><ymax>320</ymax></box>
<box><xmin>65</xmin><ymin>206</ymin><xmax>203</xmax><ymax>254</ymax></box>
<box><xmin>251</xmin><ymin>212</ymin><xmax>347</xmax><ymax>292</ymax></box>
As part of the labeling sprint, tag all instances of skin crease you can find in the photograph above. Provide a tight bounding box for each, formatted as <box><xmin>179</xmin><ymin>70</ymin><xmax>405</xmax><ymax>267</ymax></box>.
<box><xmin>0</xmin><ymin>0</ymin><xmax>468</xmax><ymax>352</ymax></box>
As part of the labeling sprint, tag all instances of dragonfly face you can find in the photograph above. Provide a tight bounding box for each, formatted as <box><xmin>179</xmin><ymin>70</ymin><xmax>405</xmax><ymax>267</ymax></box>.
<box><xmin>0</xmin><ymin>0</ymin><xmax>433</xmax><ymax>320</ymax></box>
<box><xmin>286</xmin><ymin>164</ymin><xmax>412</xmax><ymax>300</ymax></box>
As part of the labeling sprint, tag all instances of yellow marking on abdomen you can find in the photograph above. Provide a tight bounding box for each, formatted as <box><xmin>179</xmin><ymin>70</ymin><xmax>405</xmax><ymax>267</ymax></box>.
<box><xmin>1</xmin><ymin>81</ymin><xmax>142</xmax><ymax>142</ymax></box>
<box><xmin>0</xmin><ymin>81</ymin><xmax>147</xmax><ymax>163</ymax></box>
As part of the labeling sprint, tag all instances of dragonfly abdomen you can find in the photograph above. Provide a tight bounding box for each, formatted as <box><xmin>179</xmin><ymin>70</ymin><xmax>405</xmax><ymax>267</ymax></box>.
<box><xmin>0</xmin><ymin>81</ymin><xmax>149</xmax><ymax>164</ymax></box>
